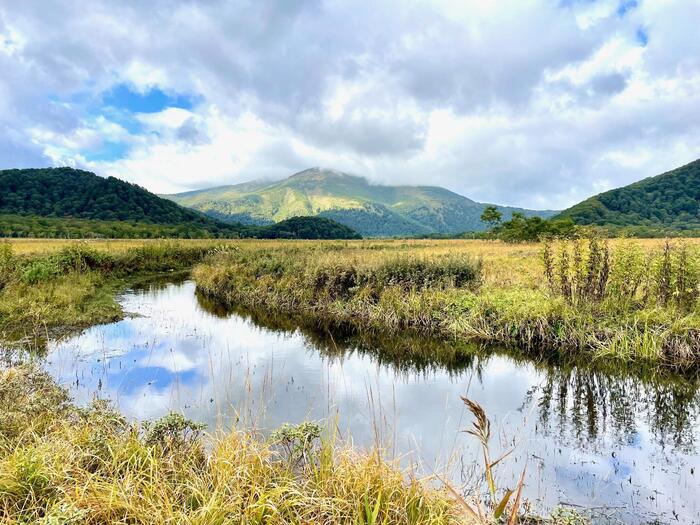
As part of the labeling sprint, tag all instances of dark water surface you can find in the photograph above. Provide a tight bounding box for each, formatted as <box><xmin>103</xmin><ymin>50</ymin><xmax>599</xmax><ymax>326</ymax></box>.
<box><xmin>44</xmin><ymin>280</ymin><xmax>700</xmax><ymax>524</ymax></box>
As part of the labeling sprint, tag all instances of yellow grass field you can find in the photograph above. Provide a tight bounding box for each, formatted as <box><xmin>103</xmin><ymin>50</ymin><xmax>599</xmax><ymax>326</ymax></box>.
<box><xmin>8</xmin><ymin>237</ymin><xmax>700</xmax><ymax>290</ymax></box>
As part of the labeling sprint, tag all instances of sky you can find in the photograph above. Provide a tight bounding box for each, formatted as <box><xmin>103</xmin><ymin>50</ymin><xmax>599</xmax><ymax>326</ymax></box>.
<box><xmin>0</xmin><ymin>0</ymin><xmax>699</xmax><ymax>209</ymax></box>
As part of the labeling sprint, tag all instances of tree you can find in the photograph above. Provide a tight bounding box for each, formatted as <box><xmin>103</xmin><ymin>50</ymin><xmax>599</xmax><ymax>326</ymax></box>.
<box><xmin>480</xmin><ymin>206</ymin><xmax>502</xmax><ymax>229</ymax></box>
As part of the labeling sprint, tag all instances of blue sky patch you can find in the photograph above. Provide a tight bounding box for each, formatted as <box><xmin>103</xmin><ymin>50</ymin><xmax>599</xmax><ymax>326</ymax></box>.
<box><xmin>617</xmin><ymin>0</ymin><xmax>638</xmax><ymax>16</ymax></box>
<box><xmin>102</xmin><ymin>83</ymin><xmax>197</xmax><ymax>113</ymax></box>
<box><xmin>113</xmin><ymin>363</ymin><xmax>198</xmax><ymax>395</ymax></box>
<box><xmin>83</xmin><ymin>141</ymin><xmax>130</xmax><ymax>162</ymax></box>
<box><xmin>636</xmin><ymin>27</ymin><xmax>649</xmax><ymax>46</ymax></box>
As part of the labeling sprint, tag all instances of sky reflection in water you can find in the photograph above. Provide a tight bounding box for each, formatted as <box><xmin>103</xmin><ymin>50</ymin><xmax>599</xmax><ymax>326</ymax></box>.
<box><xmin>44</xmin><ymin>281</ymin><xmax>700</xmax><ymax>524</ymax></box>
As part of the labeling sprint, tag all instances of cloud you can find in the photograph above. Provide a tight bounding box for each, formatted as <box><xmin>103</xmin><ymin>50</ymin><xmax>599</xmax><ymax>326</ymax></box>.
<box><xmin>0</xmin><ymin>0</ymin><xmax>699</xmax><ymax>207</ymax></box>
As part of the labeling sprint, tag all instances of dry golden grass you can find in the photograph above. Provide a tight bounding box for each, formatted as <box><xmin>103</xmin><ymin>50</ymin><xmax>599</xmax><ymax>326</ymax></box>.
<box><xmin>0</xmin><ymin>366</ymin><xmax>467</xmax><ymax>525</ymax></box>
<box><xmin>11</xmin><ymin>237</ymin><xmax>700</xmax><ymax>291</ymax></box>
<box><xmin>4</xmin><ymin>238</ymin><xmax>237</xmax><ymax>255</ymax></box>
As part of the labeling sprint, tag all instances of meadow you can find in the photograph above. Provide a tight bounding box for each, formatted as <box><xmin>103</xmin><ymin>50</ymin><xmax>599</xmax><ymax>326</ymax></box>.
<box><xmin>2</xmin><ymin>236</ymin><xmax>699</xmax><ymax>523</ymax></box>
<box><xmin>4</xmin><ymin>237</ymin><xmax>700</xmax><ymax>368</ymax></box>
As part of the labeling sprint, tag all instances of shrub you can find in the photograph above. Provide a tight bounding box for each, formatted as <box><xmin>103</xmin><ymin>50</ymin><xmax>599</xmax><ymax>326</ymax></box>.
<box><xmin>372</xmin><ymin>255</ymin><xmax>481</xmax><ymax>291</ymax></box>
<box><xmin>21</xmin><ymin>260</ymin><xmax>59</xmax><ymax>284</ymax></box>
<box><xmin>52</xmin><ymin>244</ymin><xmax>115</xmax><ymax>272</ymax></box>
<box><xmin>270</xmin><ymin>421</ymin><xmax>323</xmax><ymax>469</ymax></box>
<box><xmin>143</xmin><ymin>413</ymin><xmax>206</xmax><ymax>452</ymax></box>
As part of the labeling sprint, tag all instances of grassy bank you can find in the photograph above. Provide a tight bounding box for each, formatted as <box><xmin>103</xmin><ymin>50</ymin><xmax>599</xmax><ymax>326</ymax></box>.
<box><xmin>0</xmin><ymin>365</ymin><xmax>464</xmax><ymax>524</ymax></box>
<box><xmin>192</xmin><ymin>239</ymin><xmax>700</xmax><ymax>369</ymax></box>
<box><xmin>5</xmin><ymin>237</ymin><xmax>700</xmax><ymax>368</ymax></box>
<box><xmin>0</xmin><ymin>365</ymin><xmax>594</xmax><ymax>524</ymax></box>
<box><xmin>0</xmin><ymin>240</ymin><xmax>231</xmax><ymax>348</ymax></box>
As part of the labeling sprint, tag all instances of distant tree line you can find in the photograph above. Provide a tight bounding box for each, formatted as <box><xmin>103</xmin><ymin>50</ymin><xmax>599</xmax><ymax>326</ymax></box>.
<box><xmin>0</xmin><ymin>214</ymin><xmax>362</xmax><ymax>240</ymax></box>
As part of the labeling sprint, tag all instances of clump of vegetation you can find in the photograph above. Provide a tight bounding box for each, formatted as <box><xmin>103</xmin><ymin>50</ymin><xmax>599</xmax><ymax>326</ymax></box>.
<box><xmin>0</xmin><ymin>242</ymin><xmax>13</xmax><ymax>291</ymax></box>
<box><xmin>194</xmin><ymin>246</ymin><xmax>482</xmax><ymax>335</ymax></box>
<box><xmin>270</xmin><ymin>422</ymin><xmax>323</xmax><ymax>469</ymax></box>
<box><xmin>542</xmin><ymin>237</ymin><xmax>611</xmax><ymax>305</ymax></box>
<box><xmin>143</xmin><ymin>413</ymin><xmax>206</xmax><ymax>452</ymax></box>
<box><xmin>544</xmin><ymin>238</ymin><xmax>700</xmax><ymax>310</ymax></box>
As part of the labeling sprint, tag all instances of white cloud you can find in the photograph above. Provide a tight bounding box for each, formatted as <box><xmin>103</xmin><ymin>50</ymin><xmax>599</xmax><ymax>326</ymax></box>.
<box><xmin>0</xmin><ymin>0</ymin><xmax>699</xmax><ymax>208</ymax></box>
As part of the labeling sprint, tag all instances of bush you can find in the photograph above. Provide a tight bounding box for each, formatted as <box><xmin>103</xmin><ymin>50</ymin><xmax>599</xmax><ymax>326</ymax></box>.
<box><xmin>21</xmin><ymin>260</ymin><xmax>59</xmax><ymax>284</ymax></box>
<box><xmin>143</xmin><ymin>413</ymin><xmax>206</xmax><ymax>452</ymax></box>
<box><xmin>270</xmin><ymin>421</ymin><xmax>323</xmax><ymax>468</ymax></box>
<box><xmin>52</xmin><ymin>244</ymin><xmax>115</xmax><ymax>272</ymax></box>
<box><xmin>373</xmin><ymin>256</ymin><xmax>481</xmax><ymax>290</ymax></box>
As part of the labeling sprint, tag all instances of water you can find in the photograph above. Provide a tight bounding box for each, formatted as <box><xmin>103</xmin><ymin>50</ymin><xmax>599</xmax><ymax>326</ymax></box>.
<box><xmin>44</xmin><ymin>279</ymin><xmax>700</xmax><ymax>524</ymax></box>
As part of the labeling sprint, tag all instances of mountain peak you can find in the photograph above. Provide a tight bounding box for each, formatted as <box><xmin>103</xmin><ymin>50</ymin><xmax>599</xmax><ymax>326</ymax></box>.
<box><xmin>289</xmin><ymin>167</ymin><xmax>361</xmax><ymax>181</ymax></box>
<box><xmin>166</xmin><ymin>168</ymin><xmax>556</xmax><ymax>236</ymax></box>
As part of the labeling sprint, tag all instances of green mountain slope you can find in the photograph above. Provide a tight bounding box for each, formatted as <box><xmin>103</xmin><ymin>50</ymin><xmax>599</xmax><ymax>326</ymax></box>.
<box><xmin>556</xmin><ymin>159</ymin><xmax>700</xmax><ymax>229</ymax></box>
<box><xmin>0</xmin><ymin>168</ymin><xmax>360</xmax><ymax>239</ymax></box>
<box><xmin>164</xmin><ymin>168</ymin><xmax>557</xmax><ymax>237</ymax></box>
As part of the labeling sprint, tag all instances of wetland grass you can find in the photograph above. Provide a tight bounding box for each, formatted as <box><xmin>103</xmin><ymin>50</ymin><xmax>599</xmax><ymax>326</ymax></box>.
<box><xmin>0</xmin><ymin>366</ymin><xmax>463</xmax><ymax>524</ymax></box>
<box><xmin>192</xmin><ymin>238</ymin><xmax>700</xmax><ymax>369</ymax></box>
<box><xmin>0</xmin><ymin>240</ymin><xmax>226</xmax><ymax>349</ymax></box>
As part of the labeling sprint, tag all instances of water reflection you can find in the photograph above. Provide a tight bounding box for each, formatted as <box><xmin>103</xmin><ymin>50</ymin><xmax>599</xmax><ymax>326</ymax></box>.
<box><xmin>43</xmin><ymin>280</ymin><xmax>700</xmax><ymax>524</ymax></box>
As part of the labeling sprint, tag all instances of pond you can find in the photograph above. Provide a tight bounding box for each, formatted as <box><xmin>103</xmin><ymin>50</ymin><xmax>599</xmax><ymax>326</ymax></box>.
<box><xmin>43</xmin><ymin>279</ymin><xmax>700</xmax><ymax>524</ymax></box>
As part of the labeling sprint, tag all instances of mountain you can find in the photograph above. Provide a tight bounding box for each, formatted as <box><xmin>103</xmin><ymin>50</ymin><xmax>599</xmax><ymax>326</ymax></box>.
<box><xmin>556</xmin><ymin>159</ymin><xmax>700</xmax><ymax>229</ymax></box>
<box><xmin>164</xmin><ymin>168</ymin><xmax>557</xmax><ymax>237</ymax></box>
<box><xmin>0</xmin><ymin>167</ymin><xmax>360</xmax><ymax>239</ymax></box>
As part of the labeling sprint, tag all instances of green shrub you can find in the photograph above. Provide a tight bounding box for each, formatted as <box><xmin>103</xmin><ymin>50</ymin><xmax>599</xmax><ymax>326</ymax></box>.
<box><xmin>52</xmin><ymin>244</ymin><xmax>115</xmax><ymax>272</ymax></box>
<box><xmin>21</xmin><ymin>260</ymin><xmax>59</xmax><ymax>284</ymax></box>
<box><xmin>270</xmin><ymin>421</ymin><xmax>323</xmax><ymax>468</ymax></box>
<box><xmin>143</xmin><ymin>413</ymin><xmax>206</xmax><ymax>452</ymax></box>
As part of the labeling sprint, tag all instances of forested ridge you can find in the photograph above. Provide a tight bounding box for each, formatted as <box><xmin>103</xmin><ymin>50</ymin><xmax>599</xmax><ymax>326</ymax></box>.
<box><xmin>0</xmin><ymin>167</ymin><xmax>220</xmax><ymax>225</ymax></box>
<box><xmin>0</xmin><ymin>168</ymin><xmax>361</xmax><ymax>239</ymax></box>
<box><xmin>557</xmin><ymin>159</ymin><xmax>700</xmax><ymax>229</ymax></box>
